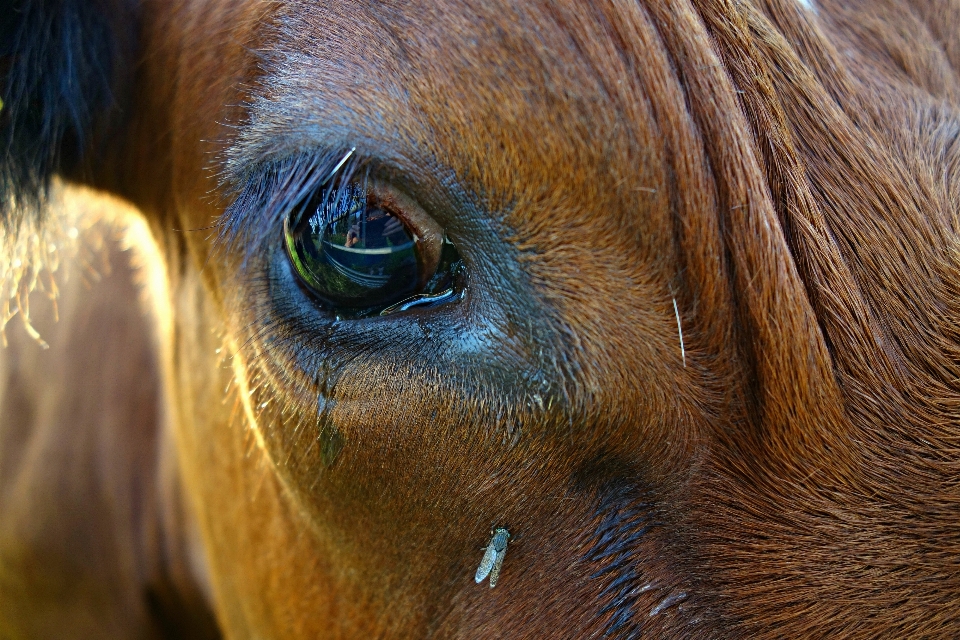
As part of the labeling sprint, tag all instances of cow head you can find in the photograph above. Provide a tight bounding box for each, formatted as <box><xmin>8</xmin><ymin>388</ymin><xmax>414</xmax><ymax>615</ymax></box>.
<box><xmin>4</xmin><ymin>0</ymin><xmax>960</xmax><ymax>636</ymax></box>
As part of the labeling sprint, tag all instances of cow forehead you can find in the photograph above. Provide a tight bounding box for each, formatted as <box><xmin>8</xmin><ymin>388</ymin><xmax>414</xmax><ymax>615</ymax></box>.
<box><xmin>238</xmin><ymin>0</ymin><xmax>667</xmax><ymax>234</ymax></box>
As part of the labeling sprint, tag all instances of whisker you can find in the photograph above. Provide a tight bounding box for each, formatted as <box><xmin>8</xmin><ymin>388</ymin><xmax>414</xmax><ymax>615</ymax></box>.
<box><xmin>672</xmin><ymin>297</ymin><xmax>685</xmax><ymax>368</ymax></box>
<box><xmin>327</xmin><ymin>147</ymin><xmax>356</xmax><ymax>180</ymax></box>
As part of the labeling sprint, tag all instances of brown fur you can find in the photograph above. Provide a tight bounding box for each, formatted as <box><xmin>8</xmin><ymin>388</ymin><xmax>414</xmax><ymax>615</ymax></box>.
<box><xmin>4</xmin><ymin>0</ymin><xmax>960</xmax><ymax>637</ymax></box>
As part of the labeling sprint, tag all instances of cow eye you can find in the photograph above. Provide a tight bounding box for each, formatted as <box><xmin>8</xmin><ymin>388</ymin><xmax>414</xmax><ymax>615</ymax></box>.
<box><xmin>284</xmin><ymin>179</ymin><xmax>463</xmax><ymax>315</ymax></box>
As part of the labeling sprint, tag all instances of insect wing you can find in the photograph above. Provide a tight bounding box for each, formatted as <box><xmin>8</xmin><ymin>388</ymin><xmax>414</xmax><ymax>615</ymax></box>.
<box><xmin>475</xmin><ymin>544</ymin><xmax>497</xmax><ymax>583</ymax></box>
<box><xmin>488</xmin><ymin>544</ymin><xmax>507</xmax><ymax>588</ymax></box>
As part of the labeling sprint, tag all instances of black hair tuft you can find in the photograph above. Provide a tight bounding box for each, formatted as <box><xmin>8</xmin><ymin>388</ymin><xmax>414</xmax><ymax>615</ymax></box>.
<box><xmin>0</xmin><ymin>0</ymin><xmax>135</xmax><ymax>232</ymax></box>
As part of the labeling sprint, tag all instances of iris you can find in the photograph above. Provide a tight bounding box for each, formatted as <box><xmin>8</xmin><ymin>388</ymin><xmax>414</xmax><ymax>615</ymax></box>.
<box><xmin>284</xmin><ymin>179</ymin><xmax>462</xmax><ymax>315</ymax></box>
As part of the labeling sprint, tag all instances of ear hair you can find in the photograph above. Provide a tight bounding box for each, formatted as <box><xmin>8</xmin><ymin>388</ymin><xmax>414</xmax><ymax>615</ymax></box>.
<box><xmin>0</xmin><ymin>0</ymin><xmax>137</xmax><ymax>233</ymax></box>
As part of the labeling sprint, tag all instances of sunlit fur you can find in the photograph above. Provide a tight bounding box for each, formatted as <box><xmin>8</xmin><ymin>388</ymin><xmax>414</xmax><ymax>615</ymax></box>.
<box><xmin>3</xmin><ymin>0</ymin><xmax>960</xmax><ymax>637</ymax></box>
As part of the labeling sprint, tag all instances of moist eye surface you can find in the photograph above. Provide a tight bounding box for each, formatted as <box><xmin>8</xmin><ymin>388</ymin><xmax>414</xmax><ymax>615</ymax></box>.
<box><xmin>284</xmin><ymin>177</ymin><xmax>463</xmax><ymax>315</ymax></box>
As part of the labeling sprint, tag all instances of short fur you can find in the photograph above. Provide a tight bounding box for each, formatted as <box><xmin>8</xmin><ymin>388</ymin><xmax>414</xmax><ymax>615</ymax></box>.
<box><xmin>3</xmin><ymin>0</ymin><xmax>960</xmax><ymax>638</ymax></box>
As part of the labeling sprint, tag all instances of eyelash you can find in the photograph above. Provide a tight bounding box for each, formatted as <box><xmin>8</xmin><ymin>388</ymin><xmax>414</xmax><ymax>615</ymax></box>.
<box><xmin>217</xmin><ymin>151</ymin><xmax>361</xmax><ymax>268</ymax></box>
<box><xmin>218</xmin><ymin>150</ymin><xmax>465</xmax><ymax>320</ymax></box>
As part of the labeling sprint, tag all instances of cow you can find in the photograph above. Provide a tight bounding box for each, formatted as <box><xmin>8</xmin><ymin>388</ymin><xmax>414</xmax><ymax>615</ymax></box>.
<box><xmin>3</xmin><ymin>0</ymin><xmax>960</xmax><ymax>637</ymax></box>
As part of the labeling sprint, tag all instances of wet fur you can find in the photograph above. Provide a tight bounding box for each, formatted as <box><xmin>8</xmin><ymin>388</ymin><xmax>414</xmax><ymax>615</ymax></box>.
<box><xmin>3</xmin><ymin>0</ymin><xmax>960</xmax><ymax>637</ymax></box>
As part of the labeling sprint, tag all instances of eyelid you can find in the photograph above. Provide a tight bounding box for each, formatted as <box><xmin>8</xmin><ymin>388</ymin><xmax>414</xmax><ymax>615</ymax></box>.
<box><xmin>367</xmin><ymin>180</ymin><xmax>445</xmax><ymax>289</ymax></box>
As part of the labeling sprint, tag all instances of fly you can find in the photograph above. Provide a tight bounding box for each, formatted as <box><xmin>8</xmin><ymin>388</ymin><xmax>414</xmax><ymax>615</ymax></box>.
<box><xmin>475</xmin><ymin>527</ymin><xmax>511</xmax><ymax>588</ymax></box>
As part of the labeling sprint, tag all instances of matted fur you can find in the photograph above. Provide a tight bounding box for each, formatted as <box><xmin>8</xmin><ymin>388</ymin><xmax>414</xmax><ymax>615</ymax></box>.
<box><xmin>2</xmin><ymin>0</ymin><xmax>960</xmax><ymax>637</ymax></box>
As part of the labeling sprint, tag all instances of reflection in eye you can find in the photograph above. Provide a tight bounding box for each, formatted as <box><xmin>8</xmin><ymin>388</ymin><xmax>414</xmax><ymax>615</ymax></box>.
<box><xmin>284</xmin><ymin>179</ymin><xmax>462</xmax><ymax>314</ymax></box>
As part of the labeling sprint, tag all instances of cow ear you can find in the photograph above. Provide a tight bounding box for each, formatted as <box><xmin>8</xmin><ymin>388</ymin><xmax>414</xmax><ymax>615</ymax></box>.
<box><xmin>0</xmin><ymin>0</ymin><xmax>137</xmax><ymax>232</ymax></box>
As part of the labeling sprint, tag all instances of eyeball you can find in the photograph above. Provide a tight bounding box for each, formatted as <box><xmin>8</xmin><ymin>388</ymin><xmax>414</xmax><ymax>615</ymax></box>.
<box><xmin>284</xmin><ymin>178</ymin><xmax>463</xmax><ymax>314</ymax></box>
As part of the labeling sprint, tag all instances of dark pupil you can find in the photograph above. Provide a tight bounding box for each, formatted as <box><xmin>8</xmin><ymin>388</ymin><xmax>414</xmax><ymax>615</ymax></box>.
<box><xmin>287</xmin><ymin>183</ymin><xmax>419</xmax><ymax>308</ymax></box>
